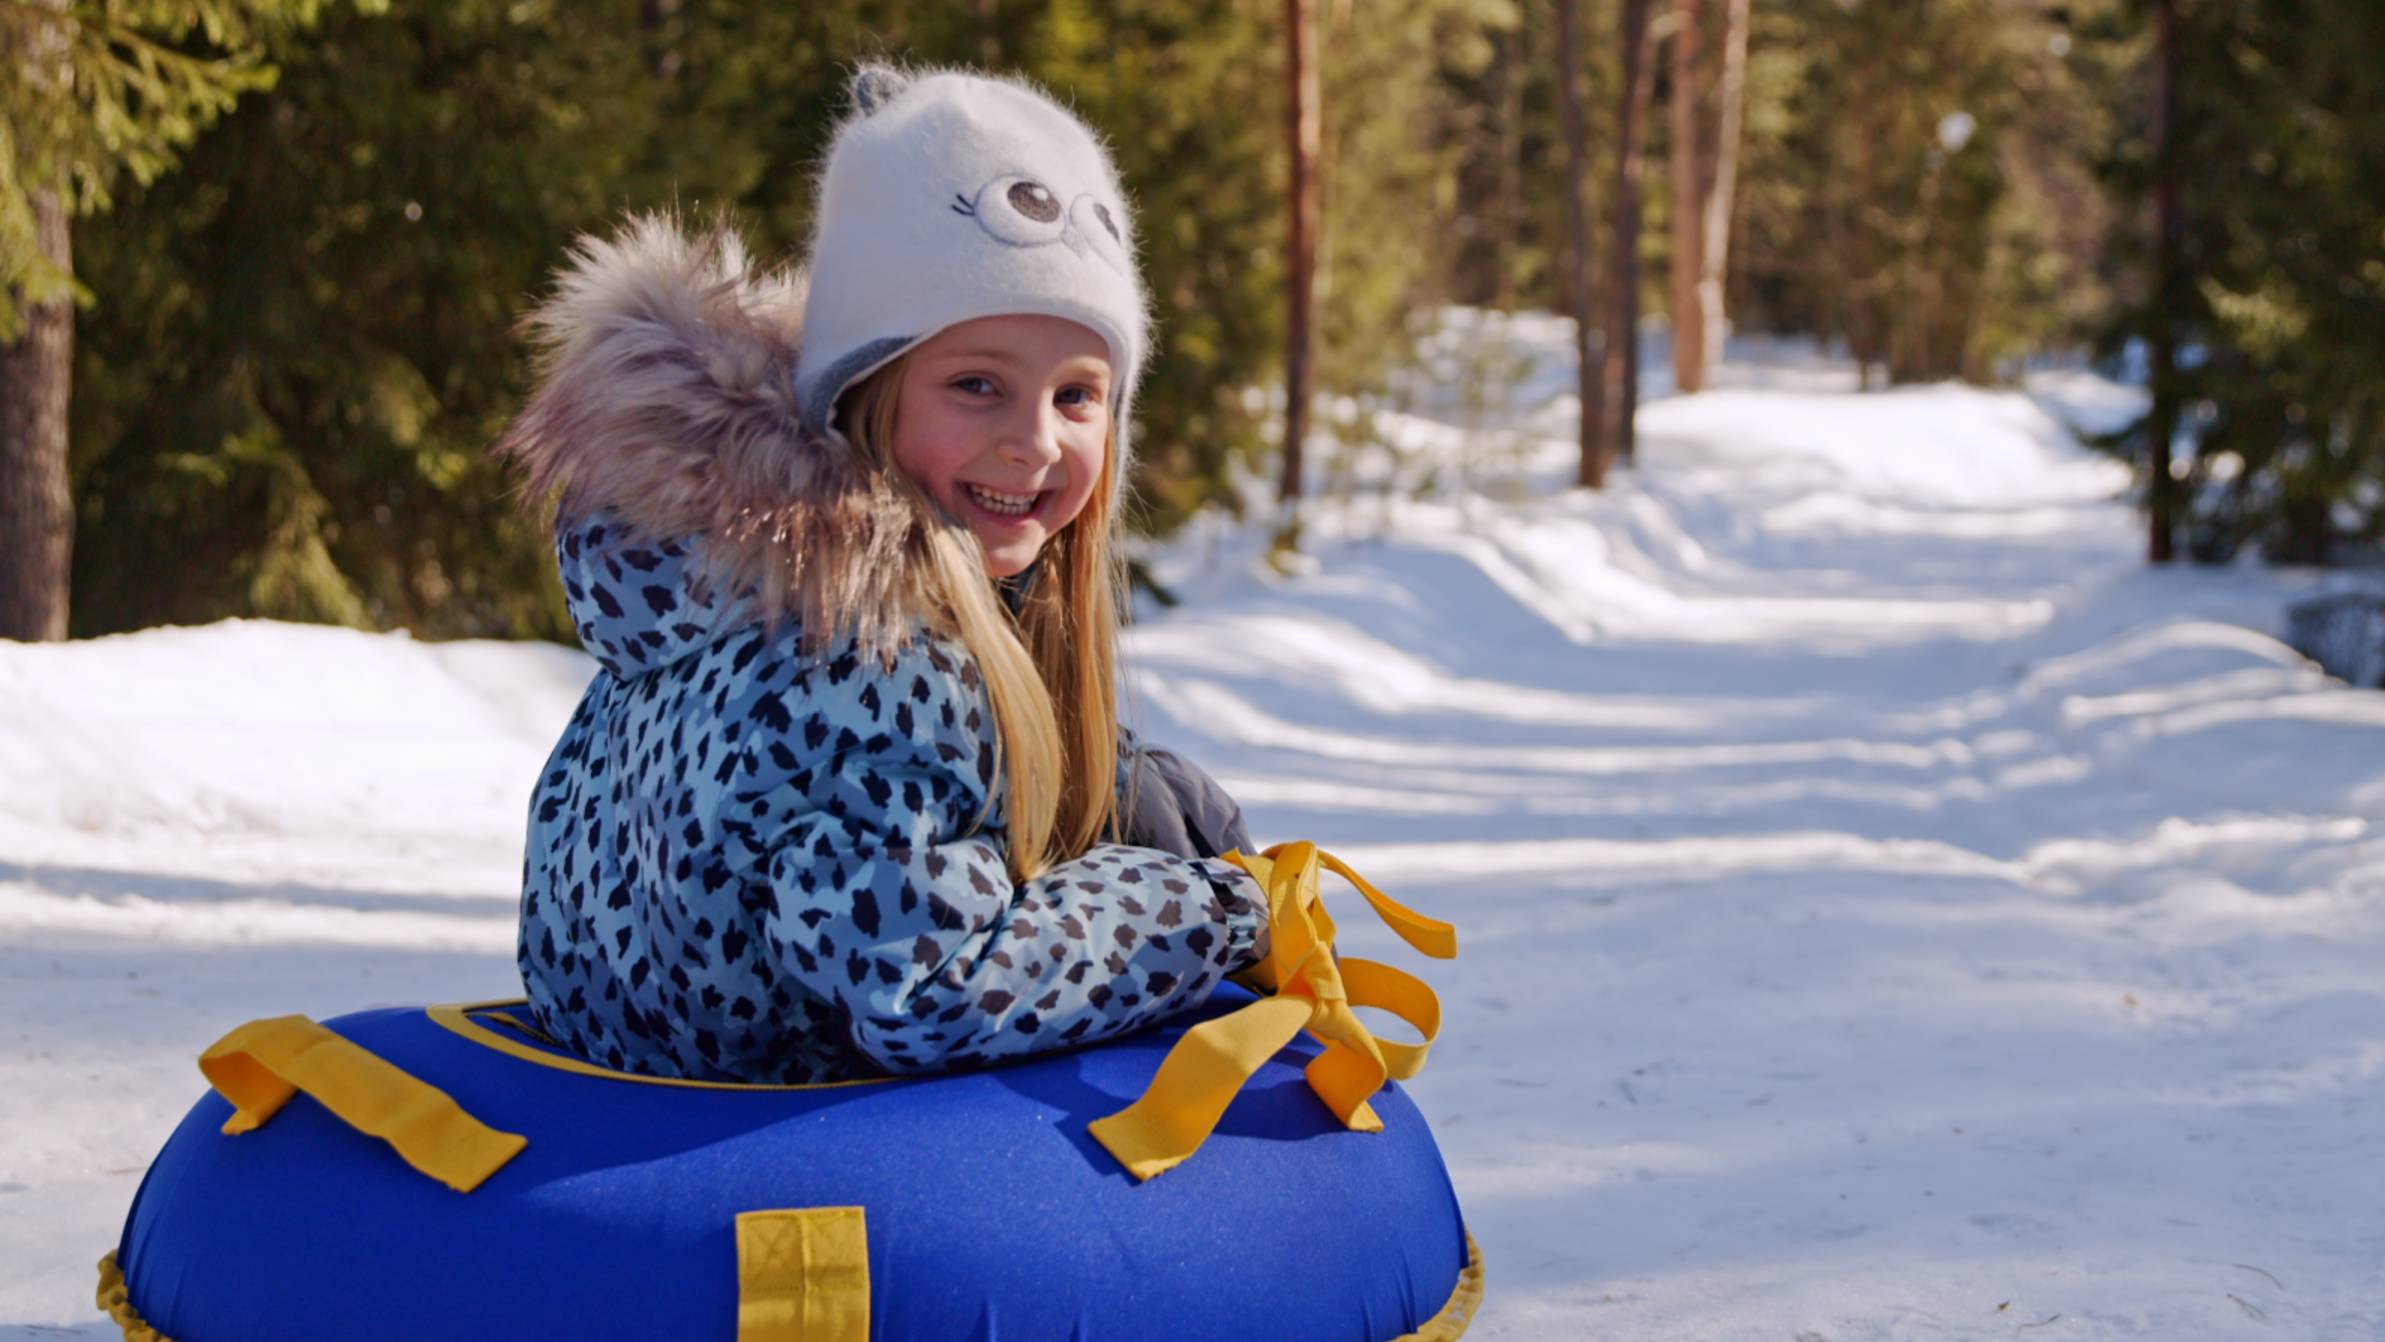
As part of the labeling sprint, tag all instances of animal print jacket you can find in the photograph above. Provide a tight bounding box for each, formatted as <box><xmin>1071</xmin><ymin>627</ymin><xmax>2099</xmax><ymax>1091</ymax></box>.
<box><xmin>499</xmin><ymin>216</ymin><xmax>1269</xmax><ymax>1084</ymax></box>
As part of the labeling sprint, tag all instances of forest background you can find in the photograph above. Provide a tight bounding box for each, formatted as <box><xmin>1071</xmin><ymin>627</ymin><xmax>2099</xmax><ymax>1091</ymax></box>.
<box><xmin>3</xmin><ymin>0</ymin><xmax>2380</xmax><ymax>644</ymax></box>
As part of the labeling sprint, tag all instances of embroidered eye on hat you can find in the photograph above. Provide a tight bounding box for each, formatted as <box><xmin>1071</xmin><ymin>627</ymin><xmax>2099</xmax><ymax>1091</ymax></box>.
<box><xmin>792</xmin><ymin>64</ymin><xmax>1151</xmax><ymax>483</ymax></box>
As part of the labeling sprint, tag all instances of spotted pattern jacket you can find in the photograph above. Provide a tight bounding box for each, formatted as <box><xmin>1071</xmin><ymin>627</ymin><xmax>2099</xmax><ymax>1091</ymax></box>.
<box><xmin>500</xmin><ymin>215</ymin><xmax>1268</xmax><ymax>1084</ymax></box>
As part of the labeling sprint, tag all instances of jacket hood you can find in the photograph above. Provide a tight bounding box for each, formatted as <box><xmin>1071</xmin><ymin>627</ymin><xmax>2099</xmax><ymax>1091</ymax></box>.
<box><xmin>498</xmin><ymin>213</ymin><xmax>939</xmax><ymax>662</ymax></box>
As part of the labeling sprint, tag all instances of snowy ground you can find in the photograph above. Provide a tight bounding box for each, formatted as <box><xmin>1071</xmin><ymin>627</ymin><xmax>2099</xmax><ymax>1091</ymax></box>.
<box><xmin>6</xmin><ymin>320</ymin><xmax>2382</xmax><ymax>1340</ymax></box>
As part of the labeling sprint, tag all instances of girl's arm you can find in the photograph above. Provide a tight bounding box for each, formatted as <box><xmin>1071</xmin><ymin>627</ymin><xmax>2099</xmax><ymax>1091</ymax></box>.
<box><xmin>725</xmin><ymin>635</ymin><xmax>1268</xmax><ymax>1074</ymax></box>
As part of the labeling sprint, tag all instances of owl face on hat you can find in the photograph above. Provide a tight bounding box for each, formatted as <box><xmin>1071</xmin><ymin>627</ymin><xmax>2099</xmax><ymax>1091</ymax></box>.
<box><xmin>952</xmin><ymin>173</ymin><xmax>1131</xmax><ymax>278</ymax></box>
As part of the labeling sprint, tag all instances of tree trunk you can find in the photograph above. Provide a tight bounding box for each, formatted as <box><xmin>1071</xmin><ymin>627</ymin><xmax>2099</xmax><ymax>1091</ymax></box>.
<box><xmin>1556</xmin><ymin>0</ymin><xmax>1605</xmax><ymax>488</ymax></box>
<box><xmin>1849</xmin><ymin>116</ymin><xmax>1881</xmax><ymax>391</ymax></box>
<box><xmin>0</xmin><ymin>188</ymin><xmax>74</xmax><ymax>641</ymax></box>
<box><xmin>1668</xmin><ymin>0</ymin><xmax>1705</xmax><ymax>395</ymax></box>
<box><xmin>1604</xmin><ymin>0</ymin><xmax>1656</xmax><ymax>466</ymax></box>
<box><xmin>1277</xmin><ymin>0</ymin><xmax>1320</xmax><ymax>524</ymax></box>
<box><xmin>2146</xmin><ymin>0</ymin><xmax>2179</xmax><ymax>564</ymax></box>
<box><xmin>1698</xmin><ymin>0</ymin><xmax>1750</xmax><ymax>376</ymax></box>
<box><xmin>1489</xmin><ymin>25</ymin><xmax>1520</xmax><ymax>311</ymax></box>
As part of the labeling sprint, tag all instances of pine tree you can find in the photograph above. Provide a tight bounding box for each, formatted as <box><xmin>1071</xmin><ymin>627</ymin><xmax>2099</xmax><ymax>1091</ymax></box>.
<box><xmin>2</xmin><ymin>0</ymin><xmax>350</xmax><ymax>640</ymax></box>
<box><xmin>2092</xmin><ymin>0</ymin><xmax>2385</xmax><ymax>565</ymax></box>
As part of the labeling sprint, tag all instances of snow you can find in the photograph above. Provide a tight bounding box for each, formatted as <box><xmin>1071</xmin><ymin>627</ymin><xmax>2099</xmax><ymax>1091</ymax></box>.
<box><xmin>7</xmin><ymin>321</ymin><xmax>2382</xmax><ymax>1340</ymax></box>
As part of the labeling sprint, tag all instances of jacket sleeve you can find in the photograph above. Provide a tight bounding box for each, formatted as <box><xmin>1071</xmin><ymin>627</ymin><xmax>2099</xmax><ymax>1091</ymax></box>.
<box><xmin>724</xmin><ymin>633</ymin><xmax>1269</xmax><ymax>1074</ymax></box>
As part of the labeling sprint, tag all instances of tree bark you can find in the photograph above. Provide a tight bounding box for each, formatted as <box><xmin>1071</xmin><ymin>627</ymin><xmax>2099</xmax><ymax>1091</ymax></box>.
<box><xmin>1668</xmin><ymin>0</ymin><xmax>1705</xmax><ymax>395</ymax></box>
<box><xmin>1849</xmin><ymin>117</ymin><xmax>1881</xmax><ymax>391</ymax></box>
<box><xmin>1277</xmin><ymin>0</ymin><xmax>1320</xmax><ymax>522</ymax></box>
<box><xmin>1489</xmin><ymin>25</ymin><xmax>1520</xmax><ymax>311</ymax></box>
<box><xmin>0</xmin><ymin>187</ymin><xmax>74</xmax><ymax>641</ymax></box>
<box><xmin>2146</xmin><ymin>0</ymin><xmax>2179</xmax><ymax>564</ymax></box>
<box><xmin>1698</xmin><ymin>0</ymin><xmax>1750</xmax><ymax>377</ymax></box>
<box><xmin>1556</xmin><ymin>0</ymin><xmax>1605</xmax><ymax>488</ymax></box>
<box><xmin>1603</xmin><ymin>0</ymin><xmax>1656</xmax><ymax>467</ymax></box>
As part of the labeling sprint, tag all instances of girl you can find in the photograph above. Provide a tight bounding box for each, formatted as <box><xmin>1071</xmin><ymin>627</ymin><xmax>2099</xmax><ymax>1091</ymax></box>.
<box><xmin>497</xmin><ymin>64</ymin><xmax>1268</xmax><ymax>1084</ymax></box>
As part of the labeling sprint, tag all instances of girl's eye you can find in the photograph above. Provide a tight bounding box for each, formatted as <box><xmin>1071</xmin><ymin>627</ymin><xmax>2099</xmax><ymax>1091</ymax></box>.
<box><xmin>951</xmin><ymin>376</ymin><xmax>997</xmax><ymax>397</ymax></box>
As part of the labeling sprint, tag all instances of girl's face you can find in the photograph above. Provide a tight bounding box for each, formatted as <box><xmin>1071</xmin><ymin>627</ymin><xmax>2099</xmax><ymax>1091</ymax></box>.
<box><xmin>891</xmin><ymin>314</ymin><xmax>1113</xmax><ymax>579</ymax></box>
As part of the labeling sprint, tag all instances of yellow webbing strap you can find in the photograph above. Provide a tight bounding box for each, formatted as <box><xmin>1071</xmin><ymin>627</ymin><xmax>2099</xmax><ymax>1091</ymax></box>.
<box><xmin>736</xmin><ymin>1208</ymin><xmax>870</xmax><ymax>1342</ymax></box>
<box><xmin>1090</xmin><ymin>842</ymin><xmax>1457</xmax><ymax>1180</ymax></box>
<box><xmin>198</xmin><ymin>1015</ymin><xmax>527</xmax><ymax>1194</ymax></box>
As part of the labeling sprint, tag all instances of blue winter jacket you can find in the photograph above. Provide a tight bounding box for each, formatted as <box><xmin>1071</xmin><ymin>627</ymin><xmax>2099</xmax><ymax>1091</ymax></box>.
<box><xmin>499</xmin><ymin>215</ymin><xmax>1269</xmax><ymax>1084</ymax></box>
<box><xmin>517</xmin><ymin>508</ymin><xmax>1269</xmax><ymax>1084</ymax></box>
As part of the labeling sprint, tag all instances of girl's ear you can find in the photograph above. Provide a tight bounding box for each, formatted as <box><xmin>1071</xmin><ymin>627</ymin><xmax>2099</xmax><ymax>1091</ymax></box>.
<box><xmin>849</xmin><ymin>63</ymin><xmax>916</xmax><ymax>115</ymax></box>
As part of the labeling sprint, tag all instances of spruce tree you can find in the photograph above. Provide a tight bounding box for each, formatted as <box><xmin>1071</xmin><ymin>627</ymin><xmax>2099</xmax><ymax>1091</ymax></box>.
<box><xmin>2</xmin><ymin>0</ymin><xmax>351</xmax><ymax>639</ymax></box>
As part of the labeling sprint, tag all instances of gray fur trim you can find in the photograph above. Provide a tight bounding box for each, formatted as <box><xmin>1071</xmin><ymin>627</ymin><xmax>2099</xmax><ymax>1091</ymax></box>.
<box><xmin>497</xmin><ymin>211</ymin><xmax>936</xmax><ymax>655</ymax></box>
<box><xmin>799</xmin><ymin>334</ymin><xmax>918</xmax><ymax>437</ymax></box>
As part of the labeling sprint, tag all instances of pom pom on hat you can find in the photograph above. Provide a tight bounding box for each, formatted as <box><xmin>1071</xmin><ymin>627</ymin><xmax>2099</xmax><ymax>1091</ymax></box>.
<box><xmin>792</xmin><ymin>64</ymin><xmax>1151</xmax><ymax>485</ymax></box>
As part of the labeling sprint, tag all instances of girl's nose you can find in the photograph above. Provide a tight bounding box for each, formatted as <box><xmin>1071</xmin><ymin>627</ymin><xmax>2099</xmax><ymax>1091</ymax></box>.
<box><xmin>996</xmin><ymin>403</ymin><xmax>1068</xmax><ymax>468</ymax></box>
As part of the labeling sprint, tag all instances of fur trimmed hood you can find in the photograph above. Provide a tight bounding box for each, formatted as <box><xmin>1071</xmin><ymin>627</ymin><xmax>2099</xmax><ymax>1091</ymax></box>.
<box><xmin>497</xmin><ymin>213</ymin><xmax>934</xmax><ymax>667</ymax></box>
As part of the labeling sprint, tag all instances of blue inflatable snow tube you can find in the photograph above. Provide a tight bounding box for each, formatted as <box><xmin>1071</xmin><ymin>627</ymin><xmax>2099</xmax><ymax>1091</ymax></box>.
<box><xmin>102</xmin><ymin>988</ymin><xmax>1480</xmax><ymax>1341</ymax></box>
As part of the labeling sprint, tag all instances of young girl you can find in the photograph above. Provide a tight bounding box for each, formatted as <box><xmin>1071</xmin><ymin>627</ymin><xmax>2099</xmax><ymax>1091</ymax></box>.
<box><xmin>497</xmin><ymin>64</ymin><xmax>1269</xmax><ymax>1084</ymax></box>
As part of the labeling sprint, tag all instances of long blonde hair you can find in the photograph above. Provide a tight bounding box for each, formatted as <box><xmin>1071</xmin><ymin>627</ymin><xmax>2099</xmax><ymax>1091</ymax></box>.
<box><xmin>839</xmin><ymin>355</ymin><xmax>1125</xmax><ymax>882</ymax></box>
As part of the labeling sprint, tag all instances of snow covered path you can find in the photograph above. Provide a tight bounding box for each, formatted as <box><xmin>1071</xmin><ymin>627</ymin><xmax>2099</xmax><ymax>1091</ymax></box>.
<box><xmin>6</xmin><ymin>331</ymin><xmax>2382</xmax><ymax>1340</ymax></box>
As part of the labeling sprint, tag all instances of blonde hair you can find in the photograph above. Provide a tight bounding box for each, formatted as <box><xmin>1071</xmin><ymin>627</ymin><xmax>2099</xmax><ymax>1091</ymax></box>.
<box><xmin>839</xmin><ymin>356</ymin><xmax>1125</xmax><ymax>882</ymax></box>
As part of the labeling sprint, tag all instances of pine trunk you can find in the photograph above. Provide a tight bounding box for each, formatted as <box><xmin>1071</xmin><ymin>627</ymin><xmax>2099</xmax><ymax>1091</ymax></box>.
<box><xmin>1669</xmin><ymin>0</ymin><xmax>1705</xmax><ymax>395</ymax></box>
<box><xmin>1849</xmin><ymin>118</ymin><xmax>1882</xmax><ymax>390</ymax></box>
<box><xmin>2146</xmin><ymin>0</ymin><xmax>2180</xmax><ymax>564</ymax></box>
<box><xmin>1604</xmin><ymin>0</ymin><xmax>1656</xmax><ymax>465</ymax></box>
<box><xmin>1556</xmin><ymin>0</ymin><xmax>1606</xmax><ymax>488</ymax></box>
<box><xmin>1278</xmin><ymin>0</ymin><xmax>1320</xmax><ymax>522</ymax></box>
<box><xmin>1491</xmin><ymin>26</ymin><xmax>1520</xmax><ymax>311</ymax></box>
<box><xmin>1698</xmin><ymin>0</ymin><xmax>1750</xmax><ymax>376</ymax></box>
<box><xmin>0</xmin><ymin>189</ymin><xmax>74</xmax><ymax>642</ymax></box>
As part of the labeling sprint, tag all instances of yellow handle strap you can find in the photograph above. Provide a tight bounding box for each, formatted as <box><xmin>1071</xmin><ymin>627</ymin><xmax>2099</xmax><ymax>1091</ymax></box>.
<box><xmin>1318</xmin><ymin>849</ymin><xmax>1457</xmax><ymax>959</ymax></box>
<box><xmin>736</xmin><ymin>1207</ymin><xmax>870</xmax><ymax>1342</ymax></box>
<box><xmin>198</xmin><ymin>1015</ymin><xmax>527</xmax><ymax>1193</ymax></box>
<box><xmin>1089</xmin><ymin>843</ymin><xmax>1456</xmax><ymax>1180</ymax></box>
<box><xmin>1081</xmin><ymin>996</ymin><xmax>1315</xmax><ymax>1179</ymax></box>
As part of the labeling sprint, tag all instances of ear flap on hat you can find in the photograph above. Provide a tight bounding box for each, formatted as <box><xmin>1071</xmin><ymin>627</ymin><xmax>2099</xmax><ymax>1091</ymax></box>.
<box><xmin>849</xmin><ymin>63</ymin><xmax>915</xmax><ymax>115</ymax></box>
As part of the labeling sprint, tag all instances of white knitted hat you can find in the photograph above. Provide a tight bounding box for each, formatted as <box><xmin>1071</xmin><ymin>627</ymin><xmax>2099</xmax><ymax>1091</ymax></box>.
<box><xmin>793</xmin><ymin>64</ymin><xmax>1150</xmax><ymax>483</ymax></box>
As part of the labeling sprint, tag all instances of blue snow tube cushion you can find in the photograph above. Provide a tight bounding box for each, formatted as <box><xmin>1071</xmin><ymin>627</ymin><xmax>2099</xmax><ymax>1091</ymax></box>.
<box><xmin>100</xmin><ymin>987</ymin><xmax>1480</xmax><ymax>1341</ymax></box>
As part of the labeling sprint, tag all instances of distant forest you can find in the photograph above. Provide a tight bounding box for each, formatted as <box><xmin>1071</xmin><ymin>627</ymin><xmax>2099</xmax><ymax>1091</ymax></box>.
<box><xmin>4</xmin><ymin>0</ymin><xmax>2380</xmax><ymax>641</ymax></box>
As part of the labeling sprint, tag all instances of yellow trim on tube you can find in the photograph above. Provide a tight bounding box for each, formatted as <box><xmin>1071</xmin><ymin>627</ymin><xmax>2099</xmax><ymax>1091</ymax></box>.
<box><xmin>424</xmin><ymin>1002</ymin><xmax>895</xmax><ymax>1092</ymax></box>
<box><xmin>1388</xmin><ymin>1233</ymin><xmax>1487</xmax><ymax>1342</ymax></box>
<box><xmin>94</xmin><ymin>1253</ymin><xmax>171</xmax><ymax>1342</ymax></box>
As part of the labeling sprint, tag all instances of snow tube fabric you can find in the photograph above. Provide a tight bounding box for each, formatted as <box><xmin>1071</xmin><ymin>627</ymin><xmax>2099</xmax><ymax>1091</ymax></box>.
<box><xmin>107</xmin><ymin>988</ymin><xmax>1477</xmax><ymax>1342</ymax></box>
